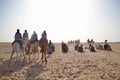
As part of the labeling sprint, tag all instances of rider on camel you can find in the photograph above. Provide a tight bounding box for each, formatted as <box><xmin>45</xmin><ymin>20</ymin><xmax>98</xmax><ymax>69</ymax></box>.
<box><xmin>39</xmin><ymin>30</ymin><xmax>48</xmax><ymax>47</ymax></box>
<box><xmin>23</xmin><ymin>30</ymin><xmax>29</xmax><ymax>40</ymax></box>
<box><xmin>104</xmin><ymin>40</ymin><xmax>109</xmax><ymax>50</ymax></box>
<box><xmin>30</xmin><ymin>31</ymin><xmax>38</xmax><ymax>43</ymax></box>
<box><xmin>13</xmin><ymin>29</ymin><xmax>23</xmax><ymax>49</ymax></box>
<box><xmin>41</xmin><ymin>30</ymin><xmax>47</xmax><ymax>40</ymax></box>
<box><xmin>40</xmin><ymin>30</ymin><xmax>47</xmax><ymax>42</ymax></box>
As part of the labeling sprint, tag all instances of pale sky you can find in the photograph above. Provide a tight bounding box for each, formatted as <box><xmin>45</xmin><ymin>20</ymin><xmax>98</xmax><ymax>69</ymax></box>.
<box><xmin>0</xmin><ymin>0</ymin><xmax>120</xmax><ymax>42</ymax></box>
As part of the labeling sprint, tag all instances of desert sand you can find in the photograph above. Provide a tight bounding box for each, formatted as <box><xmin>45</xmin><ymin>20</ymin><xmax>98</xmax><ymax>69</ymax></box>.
<box><xmin>0</xmin><ymin>42</ymin><xmax>120</xmax><ymax>80</ymax></box>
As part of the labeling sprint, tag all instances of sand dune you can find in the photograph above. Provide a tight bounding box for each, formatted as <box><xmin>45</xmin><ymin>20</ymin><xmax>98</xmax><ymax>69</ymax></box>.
<box><xmin>0</xmin><ymin>42</ymin><xmax>120</xmax><ymax>80</ymax></box>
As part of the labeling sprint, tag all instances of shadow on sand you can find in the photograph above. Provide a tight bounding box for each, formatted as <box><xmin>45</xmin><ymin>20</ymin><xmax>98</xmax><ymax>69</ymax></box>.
<box><xmin>25</xmin><ymin>63</ymin><xmax>44</xmax><ymax>80</ymax></box>
<box><xmin>0</xmin><ymin>57</ymin><xmax>30</xmax><ymax>78</ymax></box>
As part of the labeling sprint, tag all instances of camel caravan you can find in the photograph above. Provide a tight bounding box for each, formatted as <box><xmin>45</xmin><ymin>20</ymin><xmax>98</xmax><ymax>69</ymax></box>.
<box><xmin>9</xmin><ymin>29</ymin><xmax>55</xmax><ymax>67</ymax></box>
<box><xmin>73</xmin><ymin>39</ymin><xmax>112</xmax><ymax>53</ymax></box>
<box><xmin>9</xmin><ymin>29</ymin><xmax>112</xmax><ymax>67</ymax></box>
<box><xmin>74</xmin><ymin>39</ymin><xmax>95</xmax><ymax>52</ymax></box>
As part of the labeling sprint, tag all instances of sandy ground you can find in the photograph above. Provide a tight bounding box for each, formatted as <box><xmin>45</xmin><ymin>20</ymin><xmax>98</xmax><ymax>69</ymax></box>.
<box><xmin>0</xmin><ymin>42</ymin><xmax>120</xmax><ymax>80</ymax></box>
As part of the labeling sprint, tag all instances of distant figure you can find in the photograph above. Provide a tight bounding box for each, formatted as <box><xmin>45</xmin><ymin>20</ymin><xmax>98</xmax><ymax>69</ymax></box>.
<box><xmin>91</xmin><ymin>39</ymin><xmax>94</xmax><ymax>43</ymax></box>
<box><xmin>61</xmin><ymin>41</ymin><xmax>68</xmax><ymax>53</ymax></box>
<box><xmin>62</xmin><ymin>42</ymin><xmax>65</xmax><ymax>48</ymax></box>
<box><xmin>74</xmin><ymin>43</ymin><xmax>79</xmax><ymax>51</ymax></box>
<box><xmin>41</xmin><ymin>30</ymin><xmax>47</xmax><ymax>40</ymax></box>
<box><xmin>13</xmin><ymin>29</ymin><xmax>23</xmax><ymax>49</ymax></box>
<box><xmin>104</xmin><ymin>40</ymin><xmax>108</xmax><ymax>45</ymax></box>
<box><xmin>104</xmin><ymin>40</ymin><xmax>112</xmax><ymax>51</ymax></box>
<box><xmin>87</xmin><ymin>39</ymin><xmax>90</xmax><ymax>44</ymax></box>
<box><xmin>78</xmin><ymin>44</ymin><xmax>84</xmax><ymax>52</ymax></box>
<box><xmin>23</xmin><ymin>30</ymin><xmax>29</xmax><ymax>40</ymax></box>
<box><xmin>89</xmin><ymin>43</ymin><xmax>95</xmax><ymax>52</ymax></box>
<box><xmin>75</xmin><ymin>39</ymin><xmax>80</xmax><ymax>44</ymax></box>
<box><xmin>89</xmin><ymin>43</ymin><xmax>92</xmax><ymax>49</ymax></box>
<box><xmin>104</xmin><ymin>40</ymin><xmax>109</xmax><ymax>50</ymax></box>
<box><xmin>48</xmin><ymin>40</ymin><xmax>54</xmax><ymax>54</ymax></box>
<box><xmin>30</xmin><ymin>31</ymin><xmax>38</xmax><ymax>43</ymax></box>
<box><xmin>48</xmin><ymin>40</ymin><xmax>53</xmax><ymax>47</ymax></box>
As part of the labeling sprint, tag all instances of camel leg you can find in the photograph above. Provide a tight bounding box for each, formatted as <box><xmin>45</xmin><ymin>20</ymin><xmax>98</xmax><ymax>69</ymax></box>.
<box><xmin>16</xmin><ymin>50</ymin><xmax>18</xmax><ymax>57</ymax></box>
<box><xmin>22</xmin><ymin>47</ymin><xmax>25</xmax><ymax>59</ymax></box>
<box><xmin>21</xmin><ymin>49</ymin><xmax>24</xmax><ymax>56</ymax></box>
<box><xmin>22</xmin><ymin>49</ymin><xmax>28</xmax><ymax>66</ymax></box>
<box><xmin>24</xmin><ymin>45</ymin><xmax>27</xmax><ymax>55</ymax></box>
<box><xmin>41</xmin><ymin>52</ymin><xmax>44</xmax><ymax>63</ymax></box>
<box><xmin>37</xmin><ymin>51</ymin><xmax>39</xmax><ymax>60</ymax></box>
<box><xmin>9</xmin><ymin>50</ymin><xmax>15</xmax><ymax>67</ymax></box>
<box><xmin>23</xmin><ymin>53</ymin><xmax>26</xmax><ymax>60</ymax></box>
<box><xmin>24</xmin><ymin>45</ymin><xmax>28</xmax><ymax>55</ymax></box>
<box><xmin>23</xmin><ymin>48</ymin><xmax>27</xmax><ymax>60</ymax></box>
<box><xmin>19</xmin><ymin>50</ymin><xmax>22</xmax><ymax>57</ymax></box>
<box><xmin>20</xmin><ymin>49</ymin><xmax>25</xmax><ymax>66</ymax></box>
<box><xmin>19</xmin><ymin>50</ymin><xmax>23</xmax><ymax>67</ymax></box>
<box><xmin>29</xmin><ymin>52</ymin><xmax>31</xmax><ymax>60</ymax></box>
<box><xmin>23</xmin><ymin>45</ymin><xmax>29</xmax><ymax>60</ymax></box>
<box><xmin>44</xmin><ymin>51</ymin><xmax>47</xmax><ymax>63</ymax></box>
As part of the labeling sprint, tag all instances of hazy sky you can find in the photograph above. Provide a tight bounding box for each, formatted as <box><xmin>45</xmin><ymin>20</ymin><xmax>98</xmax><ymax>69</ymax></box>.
<box><xmin>0</xmin><ymin>0</ymin><xmax>120</xmax><ymax>42</ymax></box>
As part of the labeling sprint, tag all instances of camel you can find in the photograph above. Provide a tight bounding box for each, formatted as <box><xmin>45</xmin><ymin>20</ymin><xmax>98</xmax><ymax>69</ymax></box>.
<box><xmin>74</xmin><ymin>44</ymin><xmax>78</xmax><ymax>51</ymax></box>
<box><xmin>104</xmin><ymin>44</ymin><xmax>112</xmax><ymax>51</ymax></box>
<box><xmin>89</xmin><ymin>44</ymin><xmax>95</xmax><ymax>52</ymax></box>
<box><xmin>96</xmin><ymin>44</ymin><xmax>103</xmax><ymax>50</ymax></box>
<box><xmin>23</xmin><ymin>38</ymin><xmax>49</xmax><ymax>63</ymax></box>
<box><xmin>74</xmin><ymin>44</ymin><xmax>84</xmax><ymax>52</ymax></box>
<box><xmin>96</xmin><ymin>44</ymin><xmax>112</xmax><ymax>51</ymax></box>
<box><xmin>9</xmin><ymin>42</ymin><xmax>24</xmax><ymax>67</ymax></box>
<box><xmin>78</xmin><ymin>44</ymin><xmax>84</xmax><ymax>52</ymax></box>
<box><xmin>24</xmin><ymin>41</ymin><xmax>40</xmax><ymax>61</ymax></box>
<box><xmin>39</xmin><ymin>38</ymin><xmax>48</xmax><ymax>63</ymax></box>
<box><xmin>62</xmin><ymin>43</ymin><xmax>68</xmax><ymax>53</ymax></box>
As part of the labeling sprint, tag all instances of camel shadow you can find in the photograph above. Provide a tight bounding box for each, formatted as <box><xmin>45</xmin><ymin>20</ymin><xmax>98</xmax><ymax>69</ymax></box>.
<box><xmin>0</xmin><ymin>57</ymin><xmax>30</xmax><ymax>78</ymax></box>
<box><xmin>25</xmin><ymin>63</ymin><xmax>44</xmax><ymax>80</ymax></box>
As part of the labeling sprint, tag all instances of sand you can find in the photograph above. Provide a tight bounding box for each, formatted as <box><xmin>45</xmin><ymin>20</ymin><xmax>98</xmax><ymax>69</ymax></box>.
<box><xmin>0</xmin><ymin>42</ymin><xmax>120</xmax><ymax>80</ymax></box>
